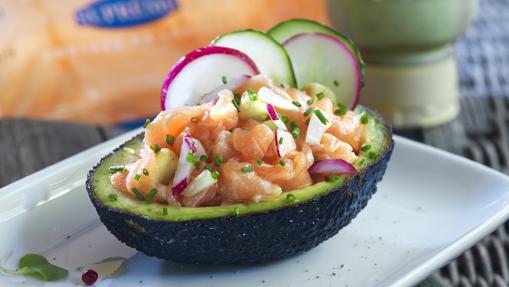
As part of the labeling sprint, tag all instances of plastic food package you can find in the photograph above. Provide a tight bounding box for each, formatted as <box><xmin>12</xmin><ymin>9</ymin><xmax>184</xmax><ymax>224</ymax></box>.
<box><xmin>0</xmin><ymin>0</ymin><xmax>327</xmax><ymax>124</ymax></box>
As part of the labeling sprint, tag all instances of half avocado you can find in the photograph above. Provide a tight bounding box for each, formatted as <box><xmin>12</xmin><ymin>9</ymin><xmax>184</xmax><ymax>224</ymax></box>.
<box><xmin>86</xmin><ymin>106</ymin><xmax>393</xmax><ymax>265</ymax></box>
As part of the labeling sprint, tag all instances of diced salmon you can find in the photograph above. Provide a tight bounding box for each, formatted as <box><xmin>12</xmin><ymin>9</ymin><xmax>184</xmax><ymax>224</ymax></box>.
<box><xmin>311</xmin><ymin>97</ymin><xmax>334</xmax><ymax>119</ymax></box>
<box><xmin>219</xmin><ymin>159</ymin><xmax>282</xmax><ymax>203</ymax></box>
<box><xmin>255</xmin><ymin>152</ymin><xmax>312</xmax><ymax>191</ymax></box>
<box><xmin>232</xmin><ymin>123</ymin><xmax>274</xmax><ymax>161</ymax></box>
<box><xmin>145</xmin><ymin>105</ymin><xmax>206</xmax><ymax>150</ymax></box>
<box><xmin>181</xmin><ymin>185</ymin><xmax>217</xmax><ymax>207</ymax></box>
<box><xmin>311</xmin><ymin>133</ymin><xmax>358</xmax><ymax>163</ymax></box>
<box><xmin>110</xmin><ymin>171</ymin><xmax>128</xmax><ymax>193</ymax></box>
<box><xmin>209</xmin><ymin>89</ymin><xmax>239</xmax><ymax>130</ymax></box>
<box><xmin>327</xmin><ymin>111</ymin><xmax>365</xmax><ymax>152</ymax></box>
<box><xmin>212</xmin><ymin>131</ymin><xmax>238</xmax><ymax>162</ymax></box>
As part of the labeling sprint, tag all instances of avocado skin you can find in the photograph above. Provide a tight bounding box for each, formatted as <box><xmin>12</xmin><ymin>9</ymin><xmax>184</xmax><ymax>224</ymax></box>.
<box><xmin>86</xmin><ymin>114</ymin><xmax>393</xmax><ymax>265</ymax></box>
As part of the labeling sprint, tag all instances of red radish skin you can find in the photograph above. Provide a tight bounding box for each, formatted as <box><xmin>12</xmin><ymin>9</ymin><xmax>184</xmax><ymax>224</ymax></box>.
<box><xmin>283</xmin><ymin>32</ymin><xmax>361</xmax><ymax>110</ymax></box>
<box><xmin>266</xmin><ymin>104</ymin><xmax>288</xmax><ymax>131</ymax></box>
<box><xmin>171</xmin><ymin>135</ymin><xmax>206</xmax><ymax>195</ymax></box>
<box><xmin>161</xmin><ymin>46</ymin><xmax>260</xmax><ymax>110</ymax></box>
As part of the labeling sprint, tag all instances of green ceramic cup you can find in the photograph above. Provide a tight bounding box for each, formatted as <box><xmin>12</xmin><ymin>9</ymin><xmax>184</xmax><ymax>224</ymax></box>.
<box><xmin>327</xmin><ymin>0</ymin><xmax>479</xmax><ymax>65</ymax></box>
<box><xmin>327</xmin><ymin>0</ymin><xmax>479</xmax><ymax>128</ymax></box>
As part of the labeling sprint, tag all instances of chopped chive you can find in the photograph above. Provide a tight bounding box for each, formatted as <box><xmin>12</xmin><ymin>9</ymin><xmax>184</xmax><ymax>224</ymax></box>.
<box><xmin>316</xmin><ymin>92</ymin><xmax>325</xmax><ymax>100</ymax></box>
<box><xmin>286</xmin><ymin>193</ymin><xmax>296</xmax><ymax>202</ymax></box>
<box><xmin>358</xmin><ymin>158</ymin><xmax>367</xmax><ymax>166</ymax></box>
<box><xmin>328</xmin><ymin>175</ymin><xmax>341</xmax><ymax>182</ymax></box>
<box><xmin>246</xmin><ymin>88</ymin><xmax>258</xmax><ymax>101</ymax></box>
<box><xmin>278</xmin><ymin>136</ymin><xmax>283</xmax><ymax>145</ymax></box>
<box><xmin>149</xmin><ymin>143</ymin><xmax>161</xmax><ymax>153</ymax></box>
<box><xmin>291</xmin><ymin>127</ymin><xmax>301</xmax><ymax>139</ymax></box>
<box><xmin>361</xmin><ymin>113</ymin><xmax>369</xmax><ymax>125</ymax></box>
<box><xmin>241</xmin><ymin>166</ymin><xmax>254</xmax><ymax>172</ymax></box>
<box><xmin>256</xmin><ymin>158</ymin><xmax>263</xmax><ymax>166</ymax></box>
<box><xmin>222</xmin><ymin>75</ymin><xmax>228</xmax><ymax>84</ymax></box>
<box><xmin>314</xmin><ymin>109</ymin><xmax>329</xmax><ymax>125</ymax></box>
<box><xmin>234</xmin><ymin>207</ymin><xmax>241</xmax><ymax>217</ymax></box>
<box><xmin>186</xmin><ymin>152</ymin><xmax>195</xmax><ymax>163</ymax></box>
<box><xmin>335</xmin><ymin>103</ymin><xmax>347</xmax><ymax>116</ymax></box>
<box><xmin>206</xmin><ymin>166</ymin><xmax>214</xmax><ymax>173</ymax></box>
<box><xmin>307</xmin><ymin>98</ymin><xmax>314</xmax><ymax>105</ymax></box>
<box><xmin>210</xmin><ymin>170</ymin><xmax>220</xmax><ymax>180</ymax></box>
<box><xmin>361</xmin><ymin>145</ymin><xmax>372</xmax><ymax>152</ymax></box>
<box><xmin>134</xmin><ymin>174</ymin><xmax>141</xmax><ymax>181</ymax></box>
<box><xmin>146</xmin><ymin>188</ymin><xmax>158</xmax><ymax>202</ymax></box>
<box><xmin>292</xmin><ymin>101</ymin><xmax>302</xmax><ymax>108</ymax></box>
<box><xmin>306</xmin><ymin>118</ymin><xmax>310</xmax><ymax>126</ymax></box>
<box><xmin>281</xmin><ymin>115</ymin><xmax>289</xmax><ymax>124</ymax></box>
<box><xmin>132</xmin><ymin>188</ymin><xmax>144</xmax><ymax>200</ymax></box>
<box><xmin>232</xmin><ymin>92</ymin><xmax>241</xmax><ymax>112</ymax></box>
<box><xmin>214</xmin><ymin>154</ymin><xmax>224</xmax><ymax>166</ymax></box>
<box><xmin>109</xmin><ymin>165</ymin><xmax>126</xmax><ymax>174</ymax></box>
<box><xmin>109</xmin><ymin>193</ymin><xmax>118</xmax><ymax>201</ymax></box>
<box><xmin>200</xmin><ymin>155</ymin><xmax>209</xmax><ymax>162</ymax></box>
<box><xmin>232</xmin><ymin>100</ymin><xmax>240</xmax><ymax>112</ymax></box>
<box><xmin>123</xmin><ymin>147</ymin><xmax>135</xmax><ymax>154</ymax></box>
<box><xmin>166</xmin><ymin>134</ymin><xmax>174</xmax><ymax>146</ymax></box>
<box><xmin>290</xmin><ymin>121</ymin><xmax>298</xmax><ymax>130</ymax></box>
<box><xmin>333</xmin><ymin>80</ymin><xmax>340</xmax><ymax>86</ymax></box>
<box><xmin>143</xmin><ymin>118</ymin><xmax>151</xmax><ymax>128</ymax></box>
<box><xmin>304</xmin><ymin>108</ymin><xmax>313</xmax><ymax>116</ymax></box>
<box><xmin>368</xmin><ymin>151</ymin><xmax>377</xmax><ymax>159</ymax></box>
<box><xmin>163</xmin><ymin>207</ymin><xmax>168</xmax><ymax>216</ymax></box>
<box><xmin>279</xmin><ymin>159</ymin><xmax>286</xmax><ymax>166</ymax></box>
<box><xmin>142</xmin><ymin>168</ymin><xmax>149</xmax><ymax>176</ymax></box>
<box><xmin>194</xmin><ymin>161</ymin><xmax>202</xmax><ymax>170</ymax></box>
<box><xmin>229</xmin><ymin>128</ymin><xmax>235</xmax><ymax>132</ymax></box>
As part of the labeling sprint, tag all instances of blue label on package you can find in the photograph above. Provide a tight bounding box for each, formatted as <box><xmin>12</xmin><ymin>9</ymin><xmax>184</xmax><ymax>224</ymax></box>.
<box><xmin>76</xmin><ymin>0</ymin><xmax>178</xmax><ymax>28</ymax></box>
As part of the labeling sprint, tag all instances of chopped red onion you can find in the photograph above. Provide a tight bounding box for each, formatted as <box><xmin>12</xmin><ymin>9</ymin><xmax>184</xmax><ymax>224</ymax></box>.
<box><xmin>308</xmin><ymin>159</ymin><xmax>356</xmax><ymax>175</ymax></box>
<box><xmin>171</xmin><ymin>178</ymin><xmax>188</xmax><ymax>195</ymax></box>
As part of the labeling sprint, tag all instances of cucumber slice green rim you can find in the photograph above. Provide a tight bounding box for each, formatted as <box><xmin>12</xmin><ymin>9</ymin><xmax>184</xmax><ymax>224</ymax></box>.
<box><xmin>268</xmin><ymin>18</ymin><xmax>365</xmax><ymax>84</ymax></box>
<box><xmin>211</xmin><ymin>29</ymin><xmax>297</xmax><ymax>87</ymax></box>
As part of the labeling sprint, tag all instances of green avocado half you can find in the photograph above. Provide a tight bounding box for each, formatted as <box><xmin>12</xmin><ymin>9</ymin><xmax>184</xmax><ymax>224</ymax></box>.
<box><xmin>86</xmin><ymin>106</ymin><xmax>393</xmax><ymax>264</ymax></box>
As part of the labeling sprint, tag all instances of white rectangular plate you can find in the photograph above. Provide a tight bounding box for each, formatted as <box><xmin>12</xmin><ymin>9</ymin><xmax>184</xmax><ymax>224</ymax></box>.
<box><xmin>1</xmin><ymin>131</ymin><xmax>509</xmax><ymax>287</ymax></box>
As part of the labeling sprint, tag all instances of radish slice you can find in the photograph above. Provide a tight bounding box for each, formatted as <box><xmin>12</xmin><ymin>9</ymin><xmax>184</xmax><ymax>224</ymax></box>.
<box><xmin>266</xmin><ymin>104</ymin><xmax>287</xmax><ymax>131</ymax></box>
<box><xmin>283</xmin><ymin>32</ymin><xmax>361</xmax><ymax>109</ymax></box>
<box><xmin>305</xmin><ymin>109</ymin><xmax>330</xmax><ymax>145</ymax></box>
<box><xmin>275</xmin><ymin>128</ymin><xmax>296</xmax><ymax>157</ymax></box>
<box><xmin>182</xmin><ymin>169</ymin><xmax>217</xmax><ymax>197</ymax></box>
<box><xmin>258</xmin><ymin>87</ymin><xmax>299</xmax><ymax>112</ymax></box>
<box><xmin>161</xmin><ymin>46</ymin><xmax>259</xmax><ymax>110</ymax></box>
<box><xmin>201</xmin><ymin>74</ymin><xmax>251</xmax><ymax>103</ymax></box>
<box><xmin>308</xmin><ymin>159</ymin><xmax>356</xmax><ymax>175</ymax></box>
<box><xmin>171</xmin><ymin>135</ymin><xmax>206</xmax><ymax>195</ymax></box>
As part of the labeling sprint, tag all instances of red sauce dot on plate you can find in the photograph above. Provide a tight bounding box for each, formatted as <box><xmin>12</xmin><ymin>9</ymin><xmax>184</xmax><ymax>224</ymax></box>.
<box><xmin>82</xmin><ymin>269</ymin><xmax>98</xmax><ymax>285</ymax></box>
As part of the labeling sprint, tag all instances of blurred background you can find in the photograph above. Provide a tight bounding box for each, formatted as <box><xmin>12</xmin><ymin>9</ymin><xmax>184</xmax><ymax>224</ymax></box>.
<box><xmin>2</xmin><ymin>1</ymin><xmax>509</xmax><ymax>286</ymax></box>
<box><xmin>0</xmin><ymin>0</ymin><xmax>327</xmax><ymax>125</ymax></box>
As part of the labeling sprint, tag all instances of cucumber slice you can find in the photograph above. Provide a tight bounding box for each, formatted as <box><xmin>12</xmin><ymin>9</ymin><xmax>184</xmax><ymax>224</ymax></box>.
<box><xmin>268</xmin><ymin>19</ymin><xmax>365</xmax><ymax>83</ymax></box>
<box><xmin>284</xmin><ymin>33</ymin><xmax>361</xmax><ymax>109</ymax></box>
<box><xmin>211</xmin><ymin>29</ymin><xmax>297</xmax><ymax>87</ymax></box>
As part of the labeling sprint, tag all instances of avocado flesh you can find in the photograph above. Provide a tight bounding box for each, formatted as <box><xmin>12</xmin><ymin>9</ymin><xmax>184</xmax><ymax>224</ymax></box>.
<box><xmin>87</xmin><ymin>105</ymin><xmax>393</xmax><ymax>264</ymax></box>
